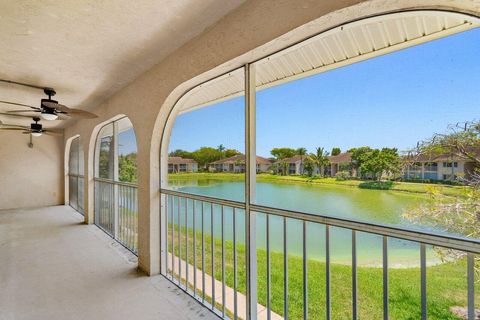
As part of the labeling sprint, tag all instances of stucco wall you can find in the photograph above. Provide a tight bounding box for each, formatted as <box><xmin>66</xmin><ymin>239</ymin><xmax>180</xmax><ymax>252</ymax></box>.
<box><xmin>0</xmin><ymin>131</ymin><xmax>64</xmax><ymax>210</ymax></box>
<box><xmin>62</xmin><ymin>0</ymin><xmax>480</xmax><ymax>275</ymax></box>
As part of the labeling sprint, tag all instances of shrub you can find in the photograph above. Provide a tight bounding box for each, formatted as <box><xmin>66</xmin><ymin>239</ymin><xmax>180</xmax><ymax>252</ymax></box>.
<box><xmin>400</xmin><ymin>178</ymin><xmax>463</xmax><ymax>186</ymax></box>
<box><xmin>359</xmin><ymin>181</ymin><xmax>394</xmax><ymax>190</ymax></box>
<box><xmin>335</xmin><ymin>171</ymin><xmax>351</xmax><ymax>181</ymax></box>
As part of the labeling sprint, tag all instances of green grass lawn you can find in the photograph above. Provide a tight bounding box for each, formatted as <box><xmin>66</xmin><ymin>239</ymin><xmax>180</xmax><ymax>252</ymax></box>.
<box><xmin>168</xmin><ymin>172</ymin><xmax>466</xmax><ymax>197</ymax></box>
<box><xmin>168</xmin><ymin>226</ymin><xmax>478</xmax><ymax>320</ymax></box>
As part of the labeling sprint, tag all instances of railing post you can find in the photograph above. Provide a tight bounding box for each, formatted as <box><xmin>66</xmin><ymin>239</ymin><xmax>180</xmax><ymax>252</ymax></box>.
<box><xmin>245</xmin><ymin>62</ymin><xmax>257</xmax><ymax>320</ymax></box>
<box><xmin>352</xmin><ymin>230</ymin><xmax>357</xmax><ymax>320</ymax></box>
<box><xmin>467</xmin><ymin>253</ymin><xmax>475</xmax><ymax>320</ymax></box>
<box><xmin>113</xmin><ymin>121</ymin><xmax>119</xmax><ymax>239</ymax></box>
<box><xmin>383</xmin><ymin>236</ymin><xmax>389</xmax><ymax>320</ymax></box>
<box><xmin>420</xmin><ymin>243</ymin><xmax>427</xmax><ymax>320</ymax></box>
<box><xmin>160</xmin><ymin>193</ymin><xmax>167</xmax><ymax>275</ymax></box>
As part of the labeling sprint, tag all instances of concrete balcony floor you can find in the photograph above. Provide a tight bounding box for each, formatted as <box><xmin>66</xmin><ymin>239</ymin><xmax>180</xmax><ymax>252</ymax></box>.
<box><xmin>0</xmin><ymin>205</ymin><xmax>217</xmax><ymax>320</ymax></box>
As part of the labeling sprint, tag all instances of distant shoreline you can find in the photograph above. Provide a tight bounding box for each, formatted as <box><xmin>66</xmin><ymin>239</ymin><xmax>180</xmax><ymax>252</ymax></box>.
<box><xmin>168</xmin><ymin>172</ymin><xmax>466</xmax><ymax>197</ymax></box>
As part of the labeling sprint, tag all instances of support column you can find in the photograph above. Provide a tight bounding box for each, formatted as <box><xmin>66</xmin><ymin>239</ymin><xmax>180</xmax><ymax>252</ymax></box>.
<box><xmin>245</xmin><ymin>63</ymin><xmax>257</xmax><ymax>320</ymax></box>
<box><xmin>113</xmin><ymin>122</ymin><xmax>120</xmax><ymax>239</ymax></box>
<box><xmin>84</xmin><ymin>138</ymin><xmax>94</xmax><ymax>225</ymax></box>
<box><xmin>138</xmin><ymin>126</ymin><xmax>161</xmax><ymax>276</ymax></box>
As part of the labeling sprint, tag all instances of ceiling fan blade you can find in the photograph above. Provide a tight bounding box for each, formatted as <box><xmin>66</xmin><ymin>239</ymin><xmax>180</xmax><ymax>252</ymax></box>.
<box><xmin>0</xmin><ymin>124</ymin><xmax>30</xmax><ymax>129</ymax></box>
<box><xmin>0</xmin><ymin>79</ymin><xmax>49</xmax><ymax>90</ymax></box>
<box><xmin>66</xmin><ymin>109</ymin><xmax>98</xmax><ymax>119</ymax></box>
<box><xmin>0</xmin><ymin>127</ymin><xmax>27</xmax><ymax>131</ymax></box>
<box><xmin>7</xmin><ymin>109</ymin><xmax>41</xmax><ymax>113</ymax></box>
<box><xmin>42</xmin><ymin>101</ymin><xmax>97</xmax><ymax>119</ymax></box>
<box><xmin>43</xmin><ymin>127</ymin><xmax>62</xmax><ymax>133</ymax></box>
<box><xmin>0</xmin><ymin>112</ymin><xmax>37</xmax><ymax>118</ymax></box>
<box><xmin>43</xmin><ymin>130</ymin><xmax>63</xmax><ymax>136</ymax></box>
<box><xmin>0</xmin><ymin>100</ymin><xmax>40</xmax><ymax>110</ymax></box>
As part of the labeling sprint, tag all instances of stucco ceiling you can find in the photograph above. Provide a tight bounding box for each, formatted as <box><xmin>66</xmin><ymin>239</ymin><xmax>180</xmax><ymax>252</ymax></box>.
<box><xmin>0</xmin><ymin>0</ymin><xmax>245</xmax><ymax>129</ymax></box>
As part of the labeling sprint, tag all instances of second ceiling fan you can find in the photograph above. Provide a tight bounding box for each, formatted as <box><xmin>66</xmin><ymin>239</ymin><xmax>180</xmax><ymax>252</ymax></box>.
<box><xmin>0</xmin><ymin>116</ymin><xmax>61</xmax><ymax>137</ymax></box>
<box><xmin>0</xmin><ymin>79</ymin><xmax>98</xmax><ymax>120</ymax></box>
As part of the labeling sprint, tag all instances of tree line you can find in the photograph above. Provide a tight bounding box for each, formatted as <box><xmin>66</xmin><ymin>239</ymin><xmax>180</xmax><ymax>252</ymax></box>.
<box><xmin>169</xmin><ymin>144</ymin><xmax>242</xmax><ymax>168</ymax></box>
<box><xmin>170</xmin><ymin>145</ymin><xmax>403</xmax><ymax>180</ymax></box>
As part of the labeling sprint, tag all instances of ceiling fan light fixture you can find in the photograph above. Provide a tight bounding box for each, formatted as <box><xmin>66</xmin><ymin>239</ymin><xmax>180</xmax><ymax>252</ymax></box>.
<box><xmin>31</xmin><ymin>132</ymin><xmax>42</xmax><ymax>137</ymax></box>
<box><xmin>41</xmin><ymin>113</ymin><xmax>58</xmax><ymax>121</ymax></box>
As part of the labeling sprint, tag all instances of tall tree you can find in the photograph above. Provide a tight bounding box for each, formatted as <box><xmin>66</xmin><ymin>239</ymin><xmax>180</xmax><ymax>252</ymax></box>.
<box><xmin>296</xmin><ymin>147</ymin><xmax>307</xmax><ymax>174</ymax></box>
<box><xmin>270</xmin><ymin>147</ymin><xmax>296</xmax><ymax>160</ymax></box>
<box><xmin>191</xmin><ymin>147</ymin><xmax>222</xmax><ymax>169</ymax></box>
<box><xmin>169</xmin><ymin>149</ymin><xmax>193</xmax><ymax>159</ymax></box>
<box><xmin>356</xmin><ymin>147</ymin><xmax>401</xmax><ymax>180</ymax></box>
<box><xmin>416</xmin><ymin>121</ymin><xmax>480</xmax><ymax>164</ymax></box>
<box><xmin>224</xmin><ymin>149</ymin><xmax>241</xmax><ymax>158</ymax></box>
<box><xmin>350</xmin><ymin>146</ymin><xmax>373</xmax><ymax>178</ymax></box>
<box><xmin>379</xmin><ymin>148</ymin><xmax>402</xmax><ymax>178</ymax></box>
<box><xmin>404</xmin><ymin>121</ymin><xmax>480</xmax><ymax>276</ymax></box>
<box><xmin>119</xmin><ymin>153</ymin><xmax>138</xmax><ymax>183</ymax></box>
<box><xmin>331</xmin><ymin>147</ymin><xmax>341</xmax><ymax>156</ymax></box>
<box><xmin>308</xmin><ymin>147</ymin><xmax>330</xmax><ymax>177</ymax></box>
<box><xmin>217</xmin><ymin>144</ymin><xmax>226</xmax><ymax>158</ymax></box>
<box><xmin>303</xmin><ymin>157</ymin><xmax>315</xmax><ymax>177</ymax></box>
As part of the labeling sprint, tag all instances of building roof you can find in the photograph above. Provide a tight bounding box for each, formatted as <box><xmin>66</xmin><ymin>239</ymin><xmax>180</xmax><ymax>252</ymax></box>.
<box><xmin>328</xmin><ymin>152</ymin><xmax>352</xmax><ymax>164</ymax></box>
<box><xmin>275</xmin><ymin>152</ymin><xmax>353</xmax><ymax>165</ymax></box>
<box><xmin>211</xmin><ymin>155</ymin><xmax>272</xmax><ymax>165</ymax></box>
<box><xmin>168</xmin><ymin>156</ymin><xmax>197</xmax><ymax>164</ymax></box>
<box><xmin>404</xmin><ymin>149</ymin><xmax>480</xmax><ymax>163</ymax></box>
<box><xmin>275</xmin><ymin>155</ymin><xmax>306</xmax><ymax>164</ymax></box>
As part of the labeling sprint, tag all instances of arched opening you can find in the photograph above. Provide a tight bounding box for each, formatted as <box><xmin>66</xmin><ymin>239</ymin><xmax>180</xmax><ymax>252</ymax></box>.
<box><xmin>159</xmin><ymin>10</ymin><xmax>480</xmax><ymax>320</ymax></box>
<box><xmin>94</xmin><ymin>116</ymin><xmax>139</xmax><ymax>254</ymax></box>
<box><xmin>67</xmin><ymin>135</ymin><xmax>84</xmax><ymax>215</ymax></box>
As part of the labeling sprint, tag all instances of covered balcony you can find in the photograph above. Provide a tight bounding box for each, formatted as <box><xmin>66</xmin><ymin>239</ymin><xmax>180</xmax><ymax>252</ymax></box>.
<box><xmin>1</xmin><ymin>1</ymin><xmax>479</xmax><ymax>320</ymax></box>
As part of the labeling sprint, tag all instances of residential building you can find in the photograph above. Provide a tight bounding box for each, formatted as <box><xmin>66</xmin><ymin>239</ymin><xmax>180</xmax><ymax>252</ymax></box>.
<box><xmin>403</xmin><ymin>152</ymin><xmax>479</xmax><ymax>181</ymax></box>
<box><xmin>168</xmin><ymin>156</ymin><xmax>198</xmax><ymax>173</ymax></box>
<box><xmin>327</xmin><ymin>152</ymin><xmax>355</xmax><ymax>177</ymax></box>
<box><xmin>274</xmin><ymin>155</ymin><xmax>307</xmax><ymax>175</ymax></box>
<box><xmin>274</xmin><ymin>152</ymin><xmax>356</xmax><ymax>176</ymax></box>
<box><xmin>210</xmin><ymin>155</ymin><xmax>272</xmax><ymax>173</ymax></box>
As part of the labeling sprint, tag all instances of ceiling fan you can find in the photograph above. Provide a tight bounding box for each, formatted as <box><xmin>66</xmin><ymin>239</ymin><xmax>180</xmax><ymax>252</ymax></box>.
<box><xmin>0</xmin><ymin>116</ymin><xmax>62</xmax><ymax>137</ymax></box>
<box><xmin>0</xmin><ymin>79</ymin><xmax>97</xmax><ymax>120</ymax></box>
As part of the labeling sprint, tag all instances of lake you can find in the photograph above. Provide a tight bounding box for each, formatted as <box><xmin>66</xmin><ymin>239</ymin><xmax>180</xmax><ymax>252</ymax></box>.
<box><xmin>168</xmin><ymin>178</ymin><xmax>439</xmax><ymax>267</ymax></box>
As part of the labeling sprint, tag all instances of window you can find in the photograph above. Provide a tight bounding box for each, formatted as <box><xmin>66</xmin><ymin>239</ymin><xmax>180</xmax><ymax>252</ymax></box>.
<box><xmin>68</xmin><ymin>136</ymin><xmax>84</xmax><ymax>214</ymax></box>
<box><xmin>117</xmin><ymin>117</ymin><xmax>138</xmax><ymax>183</ymax></box>
<box><xmin>166</xmin><ymin>67</ymin><xmax>245</xmax><ymax>202</ymax></box>
<box><xmin>443</xmin><ymin>162</ymin><xmax>458</xmax><ymax>168</ymax></box>
<box><xmin>94</xmin><ymin>117</ymin><xmax>138</xmax><ymax>253</ymax></box>
<box><xmin>424</xmin><ymin>172</ymin><xmax>438</xmax><ymax>180</ymax></box>
<box><xmin>424</xmin><ymin>162</ymin><xmax>438</xmax><ymax>172</ymax></box>
<box><xmin>164</xmin><ymin>68</ymin><xmax>246</xmax><ymax>317</ymax></box>
<box><xmin>443</xmin><ymin>174</ymin><xmax>457</xmax><ymax>180</ymax></box>
<box><xmin>97</xmin><ymin>123</ymin><xmax>114</xmax><ymax>179</ymax></box>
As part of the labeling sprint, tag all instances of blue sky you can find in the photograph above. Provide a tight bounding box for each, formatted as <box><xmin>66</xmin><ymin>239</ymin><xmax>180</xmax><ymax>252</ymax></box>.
<box><xmin>118</xmin><ymin>128</ymin><xmax>137</xmax><ymax>155</ymax></box>
<box><xmin>170</xmin><ymin>28</ymin><xmax>480</xmax><ymax>158</ymax></box>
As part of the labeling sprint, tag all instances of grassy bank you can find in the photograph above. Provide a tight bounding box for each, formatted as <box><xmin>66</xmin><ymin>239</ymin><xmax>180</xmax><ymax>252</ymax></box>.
<box><xmin>168</xmin><ymin>172</ymin><xmax>466</xmax><ymax>197</ymax></box>
<box><xmin>169</xmin><ymin>226</ymin><xmax>478</xmax><ymax>320</ymax></box>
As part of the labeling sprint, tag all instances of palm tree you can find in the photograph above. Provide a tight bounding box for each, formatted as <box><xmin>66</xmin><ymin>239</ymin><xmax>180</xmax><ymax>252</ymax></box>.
<box><xmin>296</xmin><ymin>147</ymin><xmax>307</xmax><ymax>175</ymax></box>
<box><xmin>217</xmin><ymin>144</ymin><xmax>226</xmax><ymax>158</ymax></box>
<box><xmin>308</xmin><ymin>147</ymin><xmax>330</xmax><ymax>177</ymax></box>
